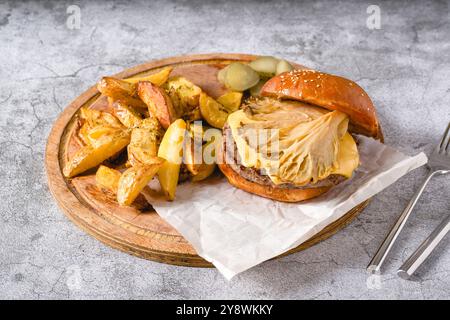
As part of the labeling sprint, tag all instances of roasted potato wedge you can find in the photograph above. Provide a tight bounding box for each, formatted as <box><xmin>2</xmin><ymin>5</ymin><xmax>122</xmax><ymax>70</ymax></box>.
<box><xmin>202</xmin><ymin>127</ymin><xmax>222</xmax><ymax>162</ymax></box>
<box><xmin>184</xmin><ymin>123</ymin><xmax>221</xmax><ymax>180</ymax></box>
<box><xmin>217</xmin><ymin>91</ymin><xmax>243</xmax><ymax>112</ymax></box>
<box><xmin>191</xmin><ymin>128</ymin><xmax>222</xmax><ymax>181</ymax></box>
<box><xmin>183</xmin><ymin>137</ymin><xmax>202</xmax><ymax>175</ymax></box>
<box><xmin>183</xmin><ymin>122</ymin><xmax>210</xmax><ymax>176</ymax></box>
<box><xmin>199</xmin><ymin>93</ymin><xmax>230</xmax><ymax>129</ymax></box>
<box><xmin>186</xmin><ymin>142</ymin><xmax>217</xmax><ymax>181</ymax></box>
<box><xmin>117</xmin><ymin>158</ymin><xmax>165</xmax><ymax>206</ymax></box>
<box><xmin>112</xmin><ymin>100</ymin><xmax>143</xmax><ymax>129</ymax></box>
<box><xmin>98</xmin><ymin>77</ymin><xmax>148</xmax><ymax>110</ymax></box>
<box><xmin>86</xmin><ymin>125</ymin><xmax>124</xmax><ymax>146</ymax></box>
<box><xmin>98</xmin><ymin>77</ymin><xmax>137</xmax><ymax>98</ymax></box>
<box><xmin>140</xmin><ymin>115</ymin><xmax>163</xmax><ymax>132</ymax></box>
<box><xmin>124</xmin><ymin>66</ymin><xmax>173</xmax><ymax>86</ymax></box>
<box><xmin>79</xmin><ymin>106</ymin><xmax>101</xmax><ymax>123</ymax></box>
<box><xmin>157</xmin><ymin>119</ymin><xmax>186</xmax><ymax>200</ymax></box>
<box><xmin>78</xmin><ymin>122</ymin><xmax>91</xmax><ymax>145</ymax></box>
<box><xmin>128</xmin><ymin>117</ymin><xmax>164</xmax><ymax>166</ymax></box>
<box><xmin>114</xmin><ymin>94</ymin><xmax>148</xmax><ymax>110</ymax></box>
<box><xmin>191</xmin><ymin>162</ymin><xmax>216</xmax><ymax>182</ymax></box>
<box><xmin>187</xmin><ymin>121</ymin><xmax>206</xmax><ymax>140</ymax></box>
<box><xmin>77</xmin><ymin>108</ymin><xmax>123</xmax><ymax>145</ymax></box>
<box><xmin>95</xmin><ymin>165</ymin><xmax>121</xmax><ymax>194</ymax></box>
<box><xmin>138</xmin><ymin>81</ymin><xmax>177</xmax><ymax>129</ymax></box>
<box><xmin>63</xmin><ymin>129</ymin><xmax>131</xmax><ymax>178</ymax></box>
<box><xmin>162</xmin><ymin>76</ymin><xmax>202</xmax><ymax>121</ymax></box>
<box><xmin>79</xmin><ymin>107</ymin><xmax>123</xmax><ymax>129</ymax></box>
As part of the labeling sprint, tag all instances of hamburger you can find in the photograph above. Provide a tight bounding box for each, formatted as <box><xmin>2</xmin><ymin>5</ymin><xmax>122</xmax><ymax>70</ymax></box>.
<box><xmin>217</xmin><ymin>69</ymin><xmax>382</xmax><ymax>202</ymax></box>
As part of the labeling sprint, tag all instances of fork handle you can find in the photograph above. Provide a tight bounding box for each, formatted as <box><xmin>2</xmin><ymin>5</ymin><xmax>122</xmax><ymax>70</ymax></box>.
<box><xmin>367</xmin><ymin>170</ymin><xmax>438</xmax><ymax>274</ymax></box>
<box><xmin>397</xmin><ymin>213</ymin><xmax>450</xmax><ymax>279</ymax></box>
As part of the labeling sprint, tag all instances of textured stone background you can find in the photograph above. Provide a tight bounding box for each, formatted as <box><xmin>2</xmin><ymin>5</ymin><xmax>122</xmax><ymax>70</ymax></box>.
<box><xmin>0</xmin><ymin>0</ymin><xmax>449</xmax><ymax>299</ymax></box>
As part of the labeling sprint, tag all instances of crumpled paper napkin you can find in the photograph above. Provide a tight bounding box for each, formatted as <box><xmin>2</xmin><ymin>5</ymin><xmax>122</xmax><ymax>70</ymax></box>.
<box><xmin>151</xmin><ymin>136</ymin><xmax>427</xmax><ymax>279</ymax></box>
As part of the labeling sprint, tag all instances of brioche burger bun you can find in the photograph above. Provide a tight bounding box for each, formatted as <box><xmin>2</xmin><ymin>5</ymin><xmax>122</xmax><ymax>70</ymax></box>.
<box><xmin>217</xmin><ymin>69</ymin><xmax>382</xmax><ymax>202</ymax></box>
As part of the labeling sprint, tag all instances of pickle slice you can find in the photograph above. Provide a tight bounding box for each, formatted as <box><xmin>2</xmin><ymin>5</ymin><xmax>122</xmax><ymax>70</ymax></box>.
<box><xmin>276</xmin><ymin>59</ymin><xmax>294</xmax><ymax>75</ymax></box>
<box><xmin>224</xmin><ymin>62</ymin><xmax>260</xmax><ymax>91</ymax></box>
<box><xmin>249</xmin><ymin>80</ymin><xmax>267</xmax><ymax>97</ymax></box>
<box><xmin>217</xmin><ymin>65</ymin><xmax>229</xmax><ymax>85</ymax></box>
<box><xmin>249</xmin><ymin>56</ymin><xmax>279</xmax><ymax>78</ymax></box>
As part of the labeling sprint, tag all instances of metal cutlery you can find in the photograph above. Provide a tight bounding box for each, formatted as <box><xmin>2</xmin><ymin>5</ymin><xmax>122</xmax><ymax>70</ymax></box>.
<box><xmin>367</xmin><ymin>122</ymin><xmax>450</xmax><ymax>274</ymax></box>
<box><xmin>397</xmin><ymin>213</ymin><xmax>450</xmax><ymax>279</ymax></box>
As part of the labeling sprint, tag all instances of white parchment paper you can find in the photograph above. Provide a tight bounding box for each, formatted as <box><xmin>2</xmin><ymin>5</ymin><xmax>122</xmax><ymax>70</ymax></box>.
<box><xmin>151</xmin><ymin>136</ymin><xmax>427</xmax><ymax>279</ymax></box>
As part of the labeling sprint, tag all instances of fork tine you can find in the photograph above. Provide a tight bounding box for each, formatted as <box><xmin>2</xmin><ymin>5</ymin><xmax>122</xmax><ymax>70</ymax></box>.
<box><xmin>439</xmin><ymin>122</ymin><xmax>450</xmax><ymax>152</ymax></box>
<box><xmin>446</xmin><ymin>134</ymin><xmax>450</xmax><ymax>153</ymax></box>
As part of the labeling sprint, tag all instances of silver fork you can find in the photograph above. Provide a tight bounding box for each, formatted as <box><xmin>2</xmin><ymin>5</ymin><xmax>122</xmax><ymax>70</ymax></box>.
<box><xmin>367</xmin><ymin>122</ymin><xmax>450</xmax><ymax>274</ymax></box>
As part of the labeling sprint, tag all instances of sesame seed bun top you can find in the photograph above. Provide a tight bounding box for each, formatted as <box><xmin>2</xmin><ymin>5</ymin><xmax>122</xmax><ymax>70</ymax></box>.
<box><xmin>260</xmin><ymin>69</ymin><xmax>381</xmax><ymax>139</ymax></box>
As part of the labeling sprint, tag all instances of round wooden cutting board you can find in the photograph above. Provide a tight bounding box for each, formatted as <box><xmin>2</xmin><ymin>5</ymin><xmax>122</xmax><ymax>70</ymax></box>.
<box><xmin>45</xmin><ymin>53</ymin><xmax>371</xmax><ymax>267</ymax></box>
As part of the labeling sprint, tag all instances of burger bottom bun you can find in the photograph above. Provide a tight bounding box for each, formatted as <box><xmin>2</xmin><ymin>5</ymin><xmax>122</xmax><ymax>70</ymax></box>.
<box><xmin>217</xmin><ymin>147</ymin><xmax>332</xmax><ymax>203</ymax></box>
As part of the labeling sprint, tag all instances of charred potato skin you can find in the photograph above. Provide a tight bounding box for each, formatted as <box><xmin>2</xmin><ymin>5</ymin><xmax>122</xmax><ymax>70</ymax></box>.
<box><xmin>137</xmin><ymin>81</ymin><xmax>177</xmax><ymax>129</ymax></box>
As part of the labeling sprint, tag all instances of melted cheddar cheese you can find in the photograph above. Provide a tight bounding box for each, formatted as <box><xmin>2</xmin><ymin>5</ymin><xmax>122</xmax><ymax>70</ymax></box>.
<box><xmin>227</xmin><ymin>99</ymin><xmax>359</xmax><ymax>186</ymax></box>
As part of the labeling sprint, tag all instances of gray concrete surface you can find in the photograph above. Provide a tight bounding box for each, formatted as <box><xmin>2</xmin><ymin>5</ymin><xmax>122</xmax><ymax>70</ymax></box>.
<box><xmin>0</xmin><ymin>0</ymin><xmax>449</xmax><ymax>299</ymax></box>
